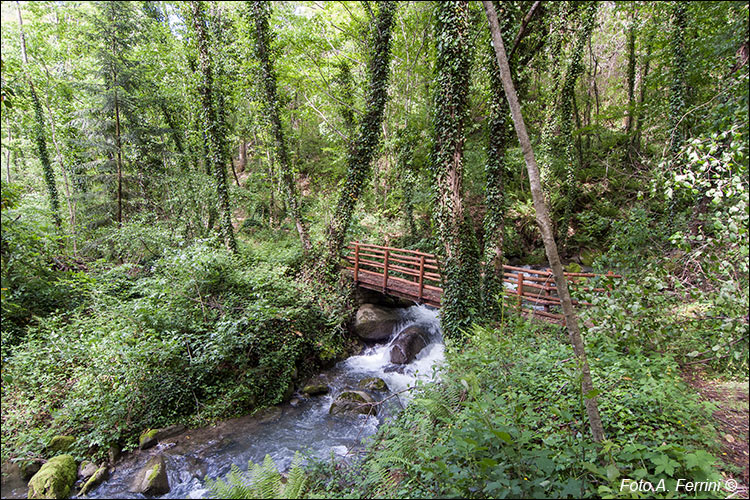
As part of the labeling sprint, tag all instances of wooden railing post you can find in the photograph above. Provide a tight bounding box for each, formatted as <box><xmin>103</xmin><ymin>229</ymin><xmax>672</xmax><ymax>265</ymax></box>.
<box><xmin>517</xmin><ymin>272</ymin><xmax>523</xmax><ymax>311</ymax></box>
<box><xmin>418</xmin><ymin>255</ymin><xmax>425</xmax><ymax>301</ymax></box>
<box><xmin>383</xmin><ymin>249</ymin><xmax>389</xmax><ymax>292</ymax></box>
<box><xmin>353</xmin><ymin>243</ymin><xmax>360</xmax><ymax>282</ymax></box>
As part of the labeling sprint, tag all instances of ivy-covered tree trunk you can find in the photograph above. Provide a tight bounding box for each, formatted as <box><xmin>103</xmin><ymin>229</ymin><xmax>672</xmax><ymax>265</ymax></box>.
<box><xmin>632</xmin><ymin>29</ymin><xmax>654</xmax><ymax>152</ymax></box>
<box><xmin>113</xmin><ymin>82</ymin><xmax>124</xmax><ymax>225</ymax></box>
<box><xmin>190</xmin><ymin>0</ymin><xmax>237</xmax><ymax>253</ymax></box>
<box><xmin>320</xmin><ymin>1</ymin><xmax>396</xmax><ymax>279</ymax></box>
<box><xmin>433</xmin><ymin>1</ymin><xmax>480</xmax><ymax>338</ymax></box>
<box><xmin>537</xmin><ymin>6</ymin><xmax>567</xmax><ymax>201</ymax></box>
<box><xmin>669</xmin><ymin>2</ymin><xmax>687</xmax><ymax>157</ymax></box>
<box><xmin>625</xmin><ymin>12</ymin><xmax>637</xmax><ymax>136</ymax></box>
<box><xmin>396</xmin><ymin>131</ymin><xmax>417</xmax><ymax>240</ymax></box>
<box><xmin>16</xmin><ymin>2</ymin><xmax>62</xmax><ymax>229</ymax></box>
<box><xmin>558</xmin><ymin>2</ymin><xmax>597</xmax><ymax>252</ymax></box>
<box><xmin>481</xmin><ymin>3</ymin><xmax>514</xmax><ymax>318</ymax></box>
<box><xmin>484</xmin><ymin>0</ymin><xmax>605</xmax><ymax>443</ymax></box>
<box><xmin>250</xmin><ymin>1</ymin><xmax>312</xmax><ymax>256</ymax></box>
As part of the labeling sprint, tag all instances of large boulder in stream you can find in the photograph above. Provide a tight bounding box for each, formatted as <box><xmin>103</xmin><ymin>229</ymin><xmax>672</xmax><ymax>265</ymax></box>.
<box><xmin>389</xmin><ymin>325</ymin><xmax>430</xmax><ymax>364</ymax></box>
<box><xmin>354</xmin><ymin>304</ymin><xmax>402</xmax><ymax>341</ymax></box>
<box><xmin>329</xmin><ymin>391</ymin><xmax>378</xmax><ymax>416</ymax></box>
<box><xmin>27</xmin><ymin>455</ymin><xmax>77</xmax><ymax>499</ymax></box>
<box><xmin>129</xmin><ymin>454</ymin><xmax>169</xmax><ymax>495</ymax></box>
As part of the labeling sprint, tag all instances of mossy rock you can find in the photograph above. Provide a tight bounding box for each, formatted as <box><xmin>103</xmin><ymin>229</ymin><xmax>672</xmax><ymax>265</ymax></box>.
<box><xmin>302</xmin><ymin>384</ymin><xmax>329</xmax><ymax>396</ymax></box>
<box><xmin>47</xmin><ymin>436</ymin><xmax>75</xmax><ymax>454</ymax></box>
<box><xmin>564</xmin><ymin>262</ymin><xmax>582</xmax><ymax>273</ymax></box>
<box><xmin>27</xmin><ymin>455</ymin><xmax>77</xmax><ymax>499</ymax></box>
<box><xmin>139</xmin><ymin>425</ymin><xmax>186</xmax><ymax>450</ymax></box>
<box><xmin>329</xmin><ymin>390</ymin><xmax>377</xmax><ymax>416</ymax></box>
<box><xmin>358</xmin><ymin>377</ymin><xmax>387</xmax><ymax>392</ymax></box>
<box><xmin>139</xmin><ymin>429</ymin><xmax>159</xmax><ymax>450</ymax></box>
<box><xmin>129</xmin><ymin>455</ymin><xmax>169</xmax><ymax>495</ymax></box>
<box><xmin>78</xmin><ymin>466</ymin><xmax>108</xmax><ymax>496</ymax></box>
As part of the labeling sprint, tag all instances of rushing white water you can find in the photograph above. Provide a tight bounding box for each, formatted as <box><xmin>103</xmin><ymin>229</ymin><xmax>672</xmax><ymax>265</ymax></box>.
<box><xmin>74</xmin><ymin>304</ymin><xmax>444</xmax><ymax>499</ymax></box>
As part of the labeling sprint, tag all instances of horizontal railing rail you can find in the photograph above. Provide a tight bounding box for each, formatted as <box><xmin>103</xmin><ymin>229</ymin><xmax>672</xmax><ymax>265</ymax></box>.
<box><xmin>345</xmin><ymin>241</ymin><xmax>621</xmax><ymax>321</ymax></box>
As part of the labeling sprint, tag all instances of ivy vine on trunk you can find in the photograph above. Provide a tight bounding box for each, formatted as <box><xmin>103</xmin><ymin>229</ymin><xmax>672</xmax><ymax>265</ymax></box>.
<box><xmin>432</xmin><ymin>0</ymin><xmax>480</xmax><ymax>339</ymax></box>
<box><xmin>320</xmin><ymin>1</ymin><xmax>396</xmax><ymax>280</ymax></box>
<box><xmin>190</xmin><ymin>0</ymin><xmax>237</xmax><ymax>253</ymax></box>
<box><xmin>558</xmin><ymin>2</ymin><xmax>597</xmax><ymax>252</ymax></box>
<box><xmin>249</xmin><ymin>0</ymin><xmax>312</xmax><ymax>256</ymax></box>
<box><xmin>16</xmin><ymin>2</ymin><xmax>62</xmax><ymax>230</ymax></box>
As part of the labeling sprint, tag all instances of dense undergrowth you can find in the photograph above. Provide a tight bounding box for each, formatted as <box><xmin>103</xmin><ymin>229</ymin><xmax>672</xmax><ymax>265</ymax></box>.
<box><xmin>307</xmin><ymin>294</ymin><xmax>743</xmax><ymax>498</ymax></box>
<box><xmin>1</xmin><ymin>207</ymin><xmax>350</xmax><ymax>464</ymax></box>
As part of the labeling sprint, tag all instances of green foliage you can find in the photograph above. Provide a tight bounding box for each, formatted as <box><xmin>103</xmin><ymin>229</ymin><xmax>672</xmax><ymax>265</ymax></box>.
<box><xmin>206</xmin><ymin>453</ymin><xmax>307</xmax><ymax>499</ymax></box>
<box><xmin>1</xmin><ymin>240</ymin><xmax>345</xmax><ymax>463</ymax></box>
<box><xmin>310</xmin><ymin>314</ymin><xmax>722</xmax><ymax>498</ymax></box>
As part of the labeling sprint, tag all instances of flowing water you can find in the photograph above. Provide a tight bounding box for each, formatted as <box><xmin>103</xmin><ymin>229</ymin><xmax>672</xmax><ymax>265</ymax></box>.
<box><xmin>76</xmin><ymin>304</ymin><xmax>444</xmax><ymax>499</ymax></box>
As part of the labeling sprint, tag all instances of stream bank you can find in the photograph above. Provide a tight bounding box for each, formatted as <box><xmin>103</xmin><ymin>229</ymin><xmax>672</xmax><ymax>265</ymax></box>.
<box><xmin>1</xmin><ymin>302</ymin><xmax>443</xmax><ymax>499</ymax></box>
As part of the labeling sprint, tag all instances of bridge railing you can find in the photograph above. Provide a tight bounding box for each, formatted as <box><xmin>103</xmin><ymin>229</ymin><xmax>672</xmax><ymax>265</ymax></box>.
<box><xmin>345</xmin><ymin>241</ymin><xmax>621</xmax><ymax>320</ymax></box>
<box><xmin>501</xmin><ymin>265</ymin><xmax>621</xmax><ymax>321</ymax></box>
<box><xmin>345</xmin><ymin>242</ymin><xmax>443</xmax><ymax>304</ymax></box>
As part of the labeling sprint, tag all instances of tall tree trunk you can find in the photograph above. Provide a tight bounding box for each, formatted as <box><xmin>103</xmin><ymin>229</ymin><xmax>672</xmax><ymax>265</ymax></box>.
<box><xmin>558</xmin><ymin>2</ymin><xmax>597</xmax><ymax>252</ymax></box>
<box><xmin>4</xmin><ymin>118</ymin><xmax>12</xmax><ymax>182</ymax></box>
<box><xmin>17</xmin><ymin>2</ymin><xmax>62</xmax><ymax>229</ymax></box>
<box><xmin>249</xmin><ymin>1</ymin><xmax>312</xmax><ymax>256</ymax></box>
<box><xmin>483</xmin><ymin>0</ymin><xmax>605</xmax><ymax>443</ymax></box>
<box><xmin>320</xmin><ymin>1</ymin><xmax>396</xmax><ymax>279</ymax></box>
<box><xmin>632</xmin><ymin>29</ymin><xmax>654</xmax><ymax>152</ymax></box>
<box><xmin>481</xmin><ymin>2</ymin><xmax>514</xmax><ymax>318</ymax></box>
<box><xmin>114</xmin><ymin>83</ymin><xmax>124</xmax><ymax>226</ymax></box>
<box><xmin>537</xmin><ymin>6</ymin><xmax>567</xmax><ymax>201</ymax></box>
<box><xmin>669</xmin><ymin>3</ymin><xmax>687</xmax><ymax>158</ymax></box>
<box><xmin>433</xmin><ymin>1</ymin><xmax>480</xmax><ymax>338</ymax></box>
<box><xmin>191</xmin><ymin>0</ymin><xmax>237</xmax><ymax>253</ymax></box>
<box><xmin>41</xmin><ymin>77</ymin><xmax>78</xmax><ymax>256</ymax></box>
<box><xmin>238</xmin><ymin>139</ymin><xmax>246</xmax><ymax>173</ymax></box>
<box><xmin>625</xmin><ymin>13</ymin><xmax>637</xmax><ymax>135</ymax></box>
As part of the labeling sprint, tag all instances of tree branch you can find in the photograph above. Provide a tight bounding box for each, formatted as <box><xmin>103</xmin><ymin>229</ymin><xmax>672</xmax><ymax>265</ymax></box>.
<box><xmin>509</xmin><ymin>1</ymin><xmax>542</xmax><ymax>60</ymax></box>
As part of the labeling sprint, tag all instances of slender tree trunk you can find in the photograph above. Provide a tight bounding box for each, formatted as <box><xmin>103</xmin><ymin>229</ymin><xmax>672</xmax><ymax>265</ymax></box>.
<box><xmin>17</xmin><ymin>2</ymin><xmax>62</xmax><ymax>230</ymax></box>
<box><xmin>558</xmin><ymin>2</ymin><xmax>597</xmax><ymax>252</ymax></box>
<box><xmin>114</xmin><ymin>83</ymin><xmax>124</xmax><ymax>226</ymax></box>
<box><xmin>625</xmin><ymin>13</ymin><xmax>637</xmax><ymax>134</ymax></box>
<box><xmin>250</xmin><ymin>1</ymin><xmax>312</xmax><ymax>256</ymax></box>
<box><xmin>632</xmin><ymin>30</ymin><xmax>654</xmax><ymax>151</ymax></box>
<box><xmin>320</xmin><ymin>1</ymin><xmax>396</xmax><ymax>279</ymax></box>
<box><xmin>484</xmin><ymin>0</ymin><xmax>605</xmax><ymax>443</ymax></box>
<box><xmin>191</xmin><ymin>0</ymin><xmax>237</xmax><ymax>253</ymax></box>
<box><xmin>238</xmin><ymin>140</ymin><xmax>246</xmax><ymax>173</ymax></box>
<box><xmin>42</xmin><ymin>84</ymin><xmax>78</xmax><ymax>256</ymax></box>
<box><xmin>4</xmin><ymin>120</ymin><xmax>12</xmax><ymax>182</ymax></box>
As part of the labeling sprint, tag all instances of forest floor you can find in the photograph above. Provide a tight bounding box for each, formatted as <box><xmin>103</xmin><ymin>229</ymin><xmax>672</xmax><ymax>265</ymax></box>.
<box><xmin>683</xmin><ymin>370</ymin><xmax>749</xmax><ymax>496</ymax></box>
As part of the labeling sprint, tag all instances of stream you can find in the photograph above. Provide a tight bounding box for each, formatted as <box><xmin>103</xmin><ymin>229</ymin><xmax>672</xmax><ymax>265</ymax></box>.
<box><xmin>79</xmin><ymin>304</ymin><xmax>444</xmax><ymax>499</ymax></box>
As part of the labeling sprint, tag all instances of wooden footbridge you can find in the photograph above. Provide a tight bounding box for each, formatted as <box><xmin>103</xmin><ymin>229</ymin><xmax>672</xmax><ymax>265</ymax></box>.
<box><xmin>345</xmin><ymin>241</ymin><xmax>620</xmax><ymax>322</ymax></box>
